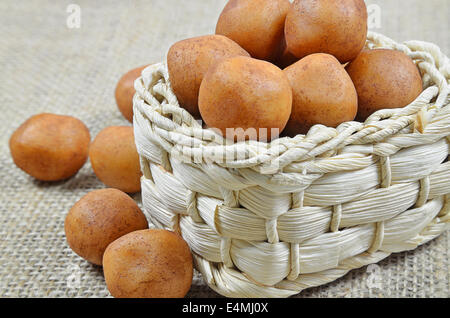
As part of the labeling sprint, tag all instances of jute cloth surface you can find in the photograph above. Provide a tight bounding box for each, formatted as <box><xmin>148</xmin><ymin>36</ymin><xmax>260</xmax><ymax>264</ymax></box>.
<box><xmin>0</xmin><ymin>0</ymin><xmax>449</xmax><ymax>298</ymax></box>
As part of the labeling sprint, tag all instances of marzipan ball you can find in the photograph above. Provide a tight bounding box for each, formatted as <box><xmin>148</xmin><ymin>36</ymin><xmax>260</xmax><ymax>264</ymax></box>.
<box><xmin>9</xmin><ymin>113</ymin><xmax>90</xmax><ymax>181</ymax></box>
<box><xmin>199</xmin><ymin>56</ymin><xmax>292</xmax><ymax>141</ymax></box>
<box><xmin>64</xmin><ymin>188</ymin><xmax>148</xmax><ymax>265</ymax></box>
<box><xmin>285</xmin><ymin>0</ymin><xmax>368</xmax><ymax>63</ymax></box>
<box><xmin>216</xmin><ymin>0</ymin><xmax>291</xmax><ymax>61</ymax></box>
<box><xmin>283</xmin><ymin>53</ymin><xmax>358</xmax><ymax>136</ymax></box>
<box><xmin>89</xmin><ymin>126</ymin><xmax>142</xmax><ymax>193</ymax></box>
<box><xmin>115</xmin><ymin>65</ymin><xmax>149</xmax><ymax>122</ymax></box>
<box><xmin>103</xmin><ymin>229</ymin><xmax>193</xmax><ymax>298</ymax></box>
<box><xmin>167</xmin><ymin>35</ymin><xmax>249</xmax><ymax>118</ymax></box>
<box><xmin>346</xmin><ymin>49</ymin><xmax>423</xmax><ymax>121</ymax></box>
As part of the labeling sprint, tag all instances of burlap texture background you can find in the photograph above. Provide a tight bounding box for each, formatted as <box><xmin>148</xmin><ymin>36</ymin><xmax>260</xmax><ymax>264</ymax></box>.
<box><xmin>0</xmin><ymin>0</ymin><xmax>448</xmax><ymax>298</ymax></box>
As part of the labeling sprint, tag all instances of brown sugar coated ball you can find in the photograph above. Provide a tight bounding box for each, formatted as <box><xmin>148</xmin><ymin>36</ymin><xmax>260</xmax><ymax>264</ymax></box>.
<box><xmin>9</xmin><ymin>113</ymin><xmax>90</xmax><ymax>181</ymax></box>
<box><xmin>103</xmin><ymin>229</ymin><xmax>193</xmax><ymax>298</ymax></box>
<box><xmin>283</xmin><ymin>53</ymin><xmax>358</xmax><ymax>136</ymax></box>
<box><xmin>115</xmin><ymin>65</ymin><xmax>149</xmax><ymax>122</ymax></box>
<box><xmin>167</xmin><ymin>35</ymin><xmax>249</xmax><ymax>118</ymax></box>
<box><xmin>198</xmin><ymin>56</ymin><xmax>292</xmax><ymax>141</ymax></box>
<box><xmin>285</xmin><ymin>0</ymin><xmax>368</xmax><ymax>63</ymax></box>
<box><xmin>89</xmin><ymin>126</ymin><xmax>142</xmax><ymax>193</ymax></box>
<box><xmin>215</xmin><ymin>0</ymin><xmax>291</xmax><ymax>61</ymax></box>
<box><xmin>64</xmin><ymin>188</ymin><xmax>149</xmax><ymax>266</ymax></box>
<box><xmin>346</xmin><ymin>49</ymin><xmax>423</xmax><ymax>121</ymax></box>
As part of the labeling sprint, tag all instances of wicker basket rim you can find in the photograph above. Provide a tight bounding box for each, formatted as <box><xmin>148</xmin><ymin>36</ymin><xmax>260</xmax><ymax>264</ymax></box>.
<box><xmin>133</xmin><ymin>32</ymin><xmax>450</xmax><ymax>173</ymax></box>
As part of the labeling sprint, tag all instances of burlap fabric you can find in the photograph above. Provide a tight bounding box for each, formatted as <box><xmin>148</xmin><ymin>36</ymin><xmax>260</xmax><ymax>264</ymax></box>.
<box><xmin>0</xmin><ymin>0</ymin><xmax>448</xmax><ymax>298</ymax></box>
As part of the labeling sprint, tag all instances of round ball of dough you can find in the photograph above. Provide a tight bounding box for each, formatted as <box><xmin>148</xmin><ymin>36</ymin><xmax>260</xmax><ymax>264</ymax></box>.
<box><xmin>199</xmin><ymin>56</ymin><xmax>292</xmax><ymax>141</ymax></box>
<box><xmin>115</xmin><ymin>65</ymin><xmax>149</xmax><ymax>122</ymax></box>
<box><xmin>64</xmin><ymin>188</ymin><xmax>148</xmax><ymax>265</ymax></box>
<box><xmin>9</xmin><ymin>113</ymin><xmax>90</xmax><ymax>181</ymax></box>
<box><xmin>167</xmin><ymin>35</ymin><xmax>249</xmax><ymax>118</ymax></box>
<box><xmin>215</xmin><ymin>0</ymin><xmax>291</xmax><ymax>61</ymax></box>
<box><xmin>283</xmin><ymin>53</ymin><xmax>358</xmax><ymax>136</ymax></box>
<box><xmin>89</xmin><ymin>126</ymin><xmax>141</xmax><ymax>193</ymax></box>
<box><xmin>103</xmin><ymin>229</ymin><xmax>193</xmax><ymax>298</ymax></box>
<box><xmin>346</xmin><ymin>49</ymin><xmax>423</xmax><ymax>121</ymax></box>
<box><xmin>285</xmin><ymin>0</ymin><xmax>368</xmax><ymax>63</ymax></box>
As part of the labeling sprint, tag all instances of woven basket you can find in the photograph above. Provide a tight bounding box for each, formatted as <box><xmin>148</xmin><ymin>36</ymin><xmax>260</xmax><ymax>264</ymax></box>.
<box><xmin>132</xmin><ymin>31</ymin><xmax>450</xmax><ymax>298</ymax></box>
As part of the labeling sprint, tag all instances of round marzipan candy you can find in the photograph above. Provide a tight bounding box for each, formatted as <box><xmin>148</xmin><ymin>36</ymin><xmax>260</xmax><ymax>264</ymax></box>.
<box><xmin>103</xmin><ymin>229</ymin><xmax>193</xmax><ymax>298</ymax></box>
<box><xmin>167</xmin><ymin>35</ymin><xmax>249</xmax><ymax>118</ymax></box>
<box><xmin>9</xmin><ymin>113</ymin><xmax>90</xmax><ymax>181</ymax></box>
<box><xmin>89</xmin><ymin>126</ymin><xmax>142</xmax><ymax>193</ymax></box>
<box><xmin>346</xmin><ymin>49</ymin><xmax>423</xmax><ymax>121</ymax></box>
<box><xmin>115</xmin><ymin>65</ymin><xmax>149</xmax><ymax>122</ymax></box>
<box><xmin>64</xmin><ymin>188</ymin><xmax>149</xmax><ymax>266</ymax></box>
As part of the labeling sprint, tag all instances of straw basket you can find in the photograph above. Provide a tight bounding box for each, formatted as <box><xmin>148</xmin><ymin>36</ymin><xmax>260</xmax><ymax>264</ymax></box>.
<box><xmin>132</xmin><ymin>31</ymin><xmax>450</xmax><ymax>298</ymax></box>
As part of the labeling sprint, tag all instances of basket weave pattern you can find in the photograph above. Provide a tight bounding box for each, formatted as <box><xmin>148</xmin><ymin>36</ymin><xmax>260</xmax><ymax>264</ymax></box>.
<box><xmin>133</xmin><ymin>32</ymin><xmax>450</xmax><ymax>298</ymax></box>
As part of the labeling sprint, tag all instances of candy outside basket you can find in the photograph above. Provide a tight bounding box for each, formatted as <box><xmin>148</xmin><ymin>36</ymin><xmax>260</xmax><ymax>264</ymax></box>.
<box><xmin>132</xmin><ymin>31</ymin><xmax>450</xmax><ymax>298</ymax></box>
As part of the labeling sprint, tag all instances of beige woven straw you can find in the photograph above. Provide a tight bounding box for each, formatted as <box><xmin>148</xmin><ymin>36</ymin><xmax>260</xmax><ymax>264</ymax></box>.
<box><xmin>132</xmin><ymin>31</ymin><xmax>450</xmax><ymax>298</ymax></box>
